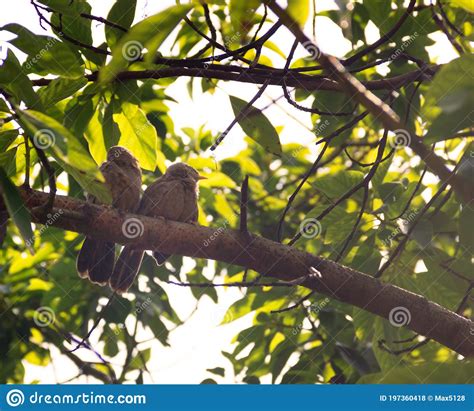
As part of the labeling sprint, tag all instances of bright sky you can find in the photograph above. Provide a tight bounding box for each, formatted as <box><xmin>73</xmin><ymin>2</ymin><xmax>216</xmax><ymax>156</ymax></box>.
<box><xmin>0</xmin><ymin>0</ymin><xmax>458</xmax><ymax>384</ymax></box>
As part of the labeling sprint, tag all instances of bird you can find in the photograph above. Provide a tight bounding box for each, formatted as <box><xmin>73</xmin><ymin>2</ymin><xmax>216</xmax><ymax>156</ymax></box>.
<box><xmin>76</xmin><ymin>146</ymin><xmax>142</xmax><ymax>285</ymax></box>
<box><xmin>109</xmin><ymin>163</ymin><xmax>206</xmax><ymax>293</ymax></box>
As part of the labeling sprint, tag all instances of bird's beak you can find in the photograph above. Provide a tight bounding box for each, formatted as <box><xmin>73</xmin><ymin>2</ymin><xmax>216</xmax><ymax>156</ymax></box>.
<box><xmin>198</xmin><ymin>175</ymin><xmax>207</xmax><ymax>180</ymax></box>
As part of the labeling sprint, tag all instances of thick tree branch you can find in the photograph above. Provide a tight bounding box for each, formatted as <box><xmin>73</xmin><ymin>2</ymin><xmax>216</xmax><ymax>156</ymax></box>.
<box><xmin>16</xmin><ymin>188</ymin><xmax>474</xmax><ymax>358</ymax></box>
<box><xmin>30</xmin><ymin>65</ymin><xmax>439</xmax><ymax>92</ymax></box>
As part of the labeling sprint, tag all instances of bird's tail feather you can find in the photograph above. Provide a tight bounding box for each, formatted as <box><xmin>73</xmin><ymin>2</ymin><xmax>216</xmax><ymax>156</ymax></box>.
<box><xmin>77</xmin><ymin>238</ymin><xmax>115</xmax><ymax>284</ymax></box>
<box><xmin>152</xmin><ymin>251</ymin><xmax>169</xmax><ymax>266</ymax></box>
<box><xmin>109</xmin><ymin>246</ymin><xmax>144</xmax><ymax>293</ymax></box>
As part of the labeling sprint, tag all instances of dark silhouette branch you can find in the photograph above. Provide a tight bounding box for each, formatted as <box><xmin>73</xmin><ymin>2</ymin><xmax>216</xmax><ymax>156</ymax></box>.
<box><xmin>240</xmin><ymin>175</ymin><xmax>249</xmax><ymax>234</ymax></box>
<box><xmin>30</xmin><ymin>65</ymin><xmax>440</xmax><ymax>92</ymax></box>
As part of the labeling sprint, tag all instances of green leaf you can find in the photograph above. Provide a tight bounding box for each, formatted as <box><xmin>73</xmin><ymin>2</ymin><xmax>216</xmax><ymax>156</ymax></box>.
<box><xmin>270</xmin><ymin>340</ymin><xmax>294</xmax><ymax>383</ymax></box>
<box><xmin>243</xmin><ymin>376</ymin><xmax>261</xmax><ymax>384</ymax></box>
<box><xmin>229</xmin><ymin>96</ymin><xmax>282</xmax><ymax>156</ymax></box>
<box><xmin>0</xmin><ymin>130</ymin><xmax>19</xmax><ymax>152</ymax></box>
<box><xmin>144</xmin><ymin>315</ymin><xmax>169</xmax><ymax>346</ymax></box>
<box><xmin>129</xmin><ymin>348</ymin><xmax>151</xmax><ymax>370</ymax></box>
<box><xmin>18</xmin><ymin>110</ymin><xmax>110</xmax><ymax>203</ymax></box>
<box><xmin>0</xmin><ymin>50</ymin><xmax>41</xmax><ymax>109</ymax></box>
<box><xmin>102</xmin><ymin>325</ymin><xmax>119</xmax><ymax>357</ymax></box>
<box><xmin>449</xmin><ymin>0</ymin><xmax>474</xmax><ymax>13</ymax></box>
<box><xmin>206</xmin><ymin>367</ymin><xmax>225</xmax><ymax>377</ymax></box>
<box><xmin>371</xmin><ymin>154</ymin><xmax>392</xmax><ymax>190</ymax></box>
<box><xmin>65</xmin><ymin>95</ymin><xmax>98</xmax><ymax>137</ymax></box>
<box><xmin>100</xmin><ymin>5</ymin><xmax>193</xmax><ymax>82</ymax></box>
<box><xmin>316</xmin><ymin>170</ymin><xmax>364</xmax><ymax>199</ymax></box>
<box><xmin>114</xmin><ymin>102</ymin><xmax>158</xmax><ymax>171</ymax></box>
<box><xmin>287</xmin><ymin>0</ymin><xmax>310</xmax><ymax>26</ymax></box>
<box><xmin>200</xmin><ymin>378</ymin><xmax>217</xmax><ymax>384</ymax></box>
<box><xmin>263</xmin><ymin>41</ymin><xmax>287</xmax><ymax>60</ymax></box>
<box><xmin>0</xmin><ymin>167</ymin><xmax>34</xmax><ymax>252</ymax></box>
<box><xmin>351</xmin><ymin>243</ymin><xmax>381</xmax><ymax>275</ymax></box>
<box><xmin>38</xmin><ymin>77</ymin><xmax>88</xmax><ymax>106</ymax></box>
<box><xmin>424</xmin><ymin>54</ymin><xmax>474</xmax><ymax>143</ymax></box>
<box><xmin>0</xmin><ymin>147</ymin><xmax>18</xmax><ymax>177</ymax></box>
<box><xmin>102</xmin><ymin>99</ymin><xmax>121</xmax><ymax>149</ymax></box>
<box><xmin>105</xmin><ymin>0</ymin><xmax>137</xmax><ymax>48</ymax></box>
<box><xmin>378</xmin><ymin>182</ymin><xmax>405</xmax><ymax>204</ymax></box>
<box><xmin>229</xmin><ymin>0</ymin><xmax>260</xmax><ymax>37</ymax></box>
<box><xmin>0</xmin><ymin>98</ymin><xmax>10</xmax><ymax>113</ymax></box>
<box><xmin>4</xmin><ymin>24</ymin><xmax>84</xmax><ymax>78</ymax></box>
<box><xmin>222</xmin><ymin>294</ymin><xmax>257</xmax><ymax>324</ymax></box>
<box><xmin>50</xmin><ymin>0</ymin><xmax>93</xmax><ymax>47</ymax></box>
<box><xmin>36</xmin><ymin>0</ymin><xmax>77</xmax><ymax>15</ymax></box>
<box><xmin>411</xmin><ymin>219</ymin><xmax>433</xmax><ymax>248</ymax></box>
<box><xmin>363</xmin><ymin>0</ymin><xmax>390</xmax><ymax>29</ymax></box>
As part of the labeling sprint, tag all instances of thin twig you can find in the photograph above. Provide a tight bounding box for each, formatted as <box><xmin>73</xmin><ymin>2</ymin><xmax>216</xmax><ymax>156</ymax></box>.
<box><xmin>344</xmin><ymin>0</ymin><xmax>417</xmax><ymax>65</ymax></box>
<box><xmin>271</xmin><ymin>290</ymin><xmax>315</xmax><ymax>314</ymax></box>
<box><xmin>68</xmin><ymin>292</ymin><xmax>117</xmax><ymax>353</ymax></box>
<box><xmin>375</xmin><ymin>163</ymin><xmax>461</xmax><ymax>278</ymax></box>
<box><xmin>240</xmin><ymin>175</ymin><xmax>249</xmax><ymax>234</ymax></box>
<box><xmin>210</xmin><ymin>79</ymin><xmax>271</xmax><ymax>150</ymax></box>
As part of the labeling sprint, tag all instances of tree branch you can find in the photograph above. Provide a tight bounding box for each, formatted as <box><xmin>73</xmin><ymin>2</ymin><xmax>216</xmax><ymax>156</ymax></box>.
<box><xmin>30</xmin><ymin>65</ymin><xmax>440</xmax><ymax>92</ymax></box>
<box><xmin>15</xmin><ymin>188</ymin><xmax>474</xmax><ymax>358</ymax></box>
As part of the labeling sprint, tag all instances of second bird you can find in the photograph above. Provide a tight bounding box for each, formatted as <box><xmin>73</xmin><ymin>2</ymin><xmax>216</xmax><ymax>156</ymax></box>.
<box><xmin>77</xmin><ymin>146</ymin><xmax>142</xmax><ymax>285</ymax></box>
<box><xmin>110</xmin><ymin>163</ymin><xmax>205</xmax><ymax>293</ymax></box>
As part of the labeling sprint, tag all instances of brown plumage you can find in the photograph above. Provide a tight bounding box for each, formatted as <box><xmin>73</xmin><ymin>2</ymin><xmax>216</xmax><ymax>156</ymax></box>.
<box><xmin>110</xmin><ymin>163</ymin><xmax>204</xmax><ymax>293</ymax></box>
<box><xmin>76</xmin><ymin>146</ymin><xmax>142</xmax><ymax>285</ymax></box>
